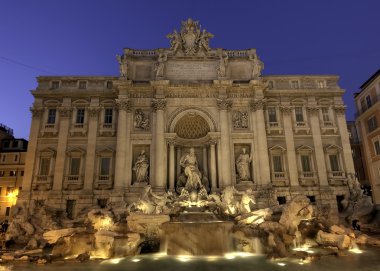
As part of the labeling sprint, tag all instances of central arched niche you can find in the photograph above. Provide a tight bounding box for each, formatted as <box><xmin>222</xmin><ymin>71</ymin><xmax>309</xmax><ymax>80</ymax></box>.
<box><xmin>174</xmin><ymin>112</ymin><xmax>210</xmax><ymax>139</ymax></box>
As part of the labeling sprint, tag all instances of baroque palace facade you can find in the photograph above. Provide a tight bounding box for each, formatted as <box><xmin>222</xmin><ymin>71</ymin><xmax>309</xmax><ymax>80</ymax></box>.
<box><xmin>19</xmin><ymin>19</ymin><xmax>354</xmax><ymax>218</ymax></box>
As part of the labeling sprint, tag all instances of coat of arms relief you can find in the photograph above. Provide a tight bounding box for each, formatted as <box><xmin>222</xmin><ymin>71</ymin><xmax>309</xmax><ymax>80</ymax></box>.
<box><xmin>166</xmin><ymin>18</ymin><xmax>214</xmax><ymax>56</ymax></box>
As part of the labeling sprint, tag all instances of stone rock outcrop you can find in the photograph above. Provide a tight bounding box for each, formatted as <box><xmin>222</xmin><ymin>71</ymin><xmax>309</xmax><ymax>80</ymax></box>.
<box><xmin>279</xmin><ymin>195</ymin><xmax>313</xmax><ymax>234</ymax></box>
<box><xmin>43</xmin><ymin>227</ymin><xmax>87</xmax><ymax>244</ymax></box>
<box><xmin>316</xmin><ymin>230</ymin><xmax>351</xmax><ymax>249</ymax></box>
<box><xmin>127</xmin><ymin>213</ymin><xmax>170</xmax><ymax>238</ymax></box>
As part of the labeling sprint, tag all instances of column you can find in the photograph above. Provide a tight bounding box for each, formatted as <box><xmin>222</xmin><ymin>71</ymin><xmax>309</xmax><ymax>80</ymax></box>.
<box><xmin>124</xmin><ymin>110</ymin><xmax>132</xmax><ymax>188</ymax></box>
<box><xmin>308</xmin><ymin>106</ymin><xmax>328</xmax><ymax>186</ymax></box>
<box><xmin>176</xmin><ymin>147</ymin><xmax>181</xmax><ymax>179</ymax></box>
<box><xmin>83</xmin><ymin>105</ymin><xmax>100</xmax><ymax>191</ymax></box>
<box><xmin>114</xmin><ymin>99</ymin><xmax>131</xmax><ymax>190</ymax></box>
<box><xmin>21</xmin><ymin>107</ymin><xmax>44</xmax><ymax>195</ymax></box>
<box><xmin>217</xmin><ymin>99</ymin><xmax>233</xmax><ymax>187</ymax></box>
<box><xmin>209</xmin><ymin>141</ymin><xmax>217</xmax><ymax>191</ymax></box>
<box><xmin>168</xmin><ymin>143</ymin><xmax>175</xmax><ymax>190</ymax></box>
<box><xmin>251</xmin><ymin>100</ymin><xmax>270</xmax><ymax>185</ymax></box>
<box><xmin>52</xmin><ymin>105</ymin><xmax>72</xmax><ymax>191</ymax></box>
<box><xmin>280</xmin><ymin>106</ymin><xmax>299</xmax><ymax>187</ymax></box>
<box><xmin>334</xmin><ymin>106</ymin><xmax>355</xmax><ymax>174</ymax></box>
<box><xmin>152</xmin><ymin>98</ymin><xmax>167</xmax><ymax>190</ymax></box>
<box><xmin>202</xmin><ymin>146</ymin><xmax>208</xmax><ymax>177</ymax></box>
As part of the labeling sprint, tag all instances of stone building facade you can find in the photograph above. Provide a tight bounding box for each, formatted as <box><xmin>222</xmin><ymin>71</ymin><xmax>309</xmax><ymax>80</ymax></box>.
<box><xmin>355</xmin><ymin>69</ymin><xmax>380</xmax><ymax>207</ymax></box>
<box><xmin>19</xmin><ymin>19</ymin><xmax>354</xmax><ymax>218</ymax></box>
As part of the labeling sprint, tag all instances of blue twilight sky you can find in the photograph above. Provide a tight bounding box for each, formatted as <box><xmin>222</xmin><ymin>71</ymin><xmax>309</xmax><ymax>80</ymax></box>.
<box><xmin>0</xmin><ymin>0</ymin><xmax>379</xmax><ymax>139</ymax></box>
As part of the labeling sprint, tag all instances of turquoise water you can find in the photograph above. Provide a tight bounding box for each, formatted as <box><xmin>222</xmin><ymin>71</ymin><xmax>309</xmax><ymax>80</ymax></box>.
<box><xmin>2</xmin><ymin>248</ymin><xmax>380</xmax><ymax>271</ymax></box>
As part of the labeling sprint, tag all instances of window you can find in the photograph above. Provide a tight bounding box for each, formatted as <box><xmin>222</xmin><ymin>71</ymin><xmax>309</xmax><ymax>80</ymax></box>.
<box><xmin>69</xmin><ymin>157</ymin><xmax>81</xmax><ymax>176</ymax></box>
<box><xmin>307</xmin><ymin>195</ymin><xmax>316</xmax><ymax>203</ymax></box>
<box><xmin>104</xmin><ymin>108</ymin><xmax>113</xmax><ymax>124</ymax></box>
<box><xmin>66</xmin><ymin>200</ymin><xmax>76</xmax><ymax>220</ymax></box>
<box><xmin>1</xmin><ymin>155</ymin><xmax>5</xmax><ymax>162</ymax></box>
<box><xmin>100</xmin><ymin>157</ymin><xmax>111</xmax><ymax>176</ymax></box>
<box><xmin>106</xmin><ymin>81</ymin><xmax>113</xmax><ymax>89</ymax></box>
<box><xmin>273</xmin><ymin>155</ymin><xmax>283</xmax><ymax>172</ymax></box>
<box><xmin>98</xmin><ymin>199</ymin><xmax>108</xmax><ymax>209</ymax></box>
<box><xmin>267</xmin><ymin>107</ymin><xmax>277</xmax><ymax>123</ymax></box>
<box><xmin>12</xmin><ymin>141</ymin><xmax>18</xmax><ymax>148</ymax></box>
<box><xmin>0</xmin><ymin>171</ymin><xmax>4</xmax><ymax>177</ymax></box>
<box><xmin>14</xmin><ymin>154</ymin><xmax>18</xmax><ymax>162</ymax></box>
<box><xmin>9</xmin><ymin>170</ymin><xmax>16</xmax><ymax>177</ymax></box>
<box><xmin>368</xmin><ymin>116</ymin><xmax>377</xmax><ymax>132</ymax></box>
<box><xmin>47</xmin><ymin>109</ymin><xmax>57</xmax><ymax>124</ymax></box>
<box><xmin>0</xmin><ymin>187</ymin><xmax>2</xmax><ymax>195</ymax></box>
<box><xmin>322</xmin><ymin>108</ymin><xmax>330</xmax><ymax>122</ymax></box>
<box><xmin>6</xmin><ymin>187</ymin><xmax>14</xmax><ymax>195</ymax></box>
<box><xmin>76</xmin><ymin>108</ymin><xmax>85</xmax><ymax>124</ymax></box>
<box><xmin>5</xmin><ymin>207</ymin><xmax>10</xmax><ymax>217</ymax></box>
<box><xmin>79</xmin><ymin>81</ymin><xmax>87</xmax><ymax>89</ymax></box>
<box><xmin>366</xmin><ymin>95</ymin><xmax>372</xmax><ymax>108</ymax></box>
<box><xmin>374</xmin><ymin>140</ymin><xmax>380</xmax><ymax>155</ymax></box>
<box><xmin>301</xmin><ymin>155</ymin><xmax>312</xmax><ymax>172</ymax></box>
<box><xmin>3</xmin><ymin>141</ymin><xmax>10</xmax><ymax>148</ymax></box>
<box><xmin>51</xmin><ymin>81</ymin><xmax>60</xmax><ymax>89</ymax></box>
<box><xmin>20</xmin><ymin>171</ymin><xmax>24</xmax><ymax>176</ymax></box>
<box><xmin>39</xmin><ymin>158</ymin><xmax>51</xmax><ymax>176</ymax></box>
<box><xmin>317</xmin><ymin>81</ymin><xmax>325</xmax><ymax>88</ymax></box>
<box><xmin>277</xmin><ymin>196</ymin><xmax>286</xmax><ymax>205</ymax></box>
<box><xmin>291</xmin><ymin>80</ymin><xmax>299</xmax><ymax>88</ymax></box>
<box><xmin>295</xmin><ymin>107</ymin><xmax>304</xmax><ymax>122</ymax></box>
<box><xmin>329</xmin><ymin>154</ymin><xmax>340</xmax><ymax>171</ymax></box>
<box><xmin>268</xmin><ymin>81</ymin><xmax>274</xmax><ymax>89</ymax></box>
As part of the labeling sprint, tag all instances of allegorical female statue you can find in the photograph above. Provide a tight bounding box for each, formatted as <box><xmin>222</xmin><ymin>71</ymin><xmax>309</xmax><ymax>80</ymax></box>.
<box><xmin>133</xmin><ymin>150</ymin><xmax>149</xmax><ymax>183</ymax></box>
<box><xmin>179</xmin><ymin>148</ymin><xmax>203</xmax><ymax>192</ymax></box>
<box><xmin>236</xmin><ymin>148</ymin><xmax>252</xmax><ymax>181</ymax></box>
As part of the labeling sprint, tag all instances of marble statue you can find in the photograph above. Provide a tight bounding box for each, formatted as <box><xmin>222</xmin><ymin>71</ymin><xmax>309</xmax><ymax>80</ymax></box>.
<box><xmin>236</xmin><ymin>148</ymin><xmax>252</xmax><ymax>181</ymax></box>
<box><xmin>133</xmin><ymin>150</ymin><xmax>149</xmax><ymax>183</ymax></box>
<box><xmin>134</xmin><ymin>109</ymin><xmax>150</xmax><ymax>130</ymax></box>
<box><xmin>179</xmin><ymin>148</ymin><xmax>203</xmax><ymax>192</ymax></box>
<box><xmin>250</xmin><ymin>53</ymin><xmax>264</xmax><ymax>80</ymax></box>
<box><xmin>217</xmin><ymin>51</ymin><xmax>228</xmax><ymax>78</ymax></box>
<box><xmin>198</xmin><ymin>29</ymin><xmax>213</xmax><ymax>52</ymax></box>
<box><xmin>155</xmin><ymin>52</ymin><xmax>167</xmax><ymax>78</ymax></box>
<box><xmin>167</xmin><ymin>29</ymin><xmax>182</xmax><ymax>53</ymax></box>
<box><xmin>116</xmin><ymin>54</ymin><xmax>128</xmax><ymax>78</ymax></box>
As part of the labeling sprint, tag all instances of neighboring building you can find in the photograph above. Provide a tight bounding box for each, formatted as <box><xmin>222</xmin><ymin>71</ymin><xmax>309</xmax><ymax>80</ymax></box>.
<box><xmin>347</xmin><ymin>121</ymin><xmax>368</xmax><ymax>184</ymax></box>
<box><xmin>0</xmin><ymin>136</ymin><xmax>28</xmax><ymax>221</ymax></box>
<box><xmin>354</xmin><ymin>69</ymin><xmax>380</xmax><ymax>207</ymax></box>
<box><xmin>19</xmin><ymin>19</ymin><xmax>355</xmax><ymax>220</ymax></box>
<box><xmin>0</xmin><ymin>123</ymin><xmax>13</xmax><ymax>142</ymax></box>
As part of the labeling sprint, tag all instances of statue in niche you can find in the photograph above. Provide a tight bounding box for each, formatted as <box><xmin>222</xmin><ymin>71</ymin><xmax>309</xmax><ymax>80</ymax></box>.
<box><xmin>233</xmin><ymin>111</ymin><xmax>249</xmax><ymax>129</ymax></box>
<box><xmin>134</xmin><ymin>109</ymin><xmax>150</xmax><ymax>130</ymax></box>
<box><xmin>116</xmin><ymin>54</ymin><xmax>128</xmax><ymax>78</ymax></box>
<box><xmin>249</xmin><ymin>52</ymin><xmax>264</xmax><ymax>80</ymax></box>
<box><xmin>180</xmin><ymin>148</ymin><xmax>203</xmax><ymax>192</ymax></box>
<box><xmin>217</xmin><ymin>51</ymin><xmax>228</xmax><ymax>78</ymax></box>
<box><xmin>155</xmin><ymin>52</ymin><xmax>167</xmax><ymax>78</ymax></box>
<box><xmin>133</xmin><ymin>150</ymin><xmax>149</xmax><ymax>183</ymax></box>
<box><xmin>236</xmin><ymin>148</ymin><xmax>253</xmax><ymax>182</ymax></box>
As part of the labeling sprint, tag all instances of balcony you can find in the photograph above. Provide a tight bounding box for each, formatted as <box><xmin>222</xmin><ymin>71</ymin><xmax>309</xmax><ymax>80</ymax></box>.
<box><xmin>294</xmin><ymin>122</ymin><xmax>310</xmax><ymax>134</ymax></box>
<box><xmin>41</xmin><ymin>123</ymin><xmax>58</xmax><ymax>136</ymax></box>
<box><xmin>266</xmin><ymin>122</ymin><xmax>283</xmax><ymax>134</ymax></box>
<box><xmin>70</xmin><ymin>123</ymin><xmax>87</xmax><ymax>136</ymax></box>
<box><xmin>63</xmin><ymin>175</ymin><xmax>83</xmax><ymax>190</ymax></box>
<box><xmin>299</xmin><ymin>172</ymin><xmax>317</xmax><ymax>186</ymax></box>
<box><xmin>32</xmin><ymin>175</ymin><xmax>53</xmax><ymax>191</ymax></box>
<box><xmin>94</xmin><ymin>175</ymin><xmax>114</xmax><ymax>190</ymax></box>
<box><xmin>321</xmin><ymin>121</ymin><xmax>337</xmax><ymax>134</ymax></box>
<box><xmin>99</xmin><ymin>123</ymin><xmax>116</xmax><ymax>136</ymax></box>
<box><xmin>328</xmin><ymin>171</ymin><xmax>346</xmax><ymax>186</ymax></box>
<box><xmin>271</xmin><ymin>172</ymin><xmax>289</xmax><ymax>187</ymax></box>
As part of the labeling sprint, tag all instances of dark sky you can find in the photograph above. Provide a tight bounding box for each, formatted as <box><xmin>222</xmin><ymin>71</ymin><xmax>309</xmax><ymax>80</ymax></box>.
<box><xmin>1</xmin><ymin>0</ymin><xmax>379</xmax><ymax>139</ymax></box>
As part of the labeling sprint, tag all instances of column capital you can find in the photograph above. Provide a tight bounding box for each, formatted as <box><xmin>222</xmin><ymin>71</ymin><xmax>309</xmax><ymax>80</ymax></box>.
<box><xmin>87</xmin><ymin>106</ymin><xmax>101</xmax><ymax>118</ymax></box>
<box><xmin>58</xmin><ymin>106</ymin><xmax>72</xmax><ymax>118</ymax></box>
<box><xmin>116</xmin><ymin>99</ymin><xmax>132</xmax><ymax>112</ymax></box>
<box><xmin>333</xmin><ymin>105</ymin><xmax>346</xmax><ymax>115</ymax></box>
<box><xmin>30</xmin><ymin>107</ymin><xmax>44</xmax><ymax>118</ymax></box>
<box><xmin>280</xmin><ymin>105</ymin><xmax>293</xmax><ymax>114</ymax></box>
<box><xmin>151</xmin><ymin>98</ymin><xmax>167</xmax><ymax>111</ymax></box>
<box><xmin>217</xmin><ymin>98</ymin><xmax>232</xmax><ymax>110</ymax></box>
<box><xmin>249</xmin><ymin>99</ymin><xmax>266</xmax><ymax>111</ymax></box>
<box><xmin>306</xmin><ymin>105</ymin><xmax>320</xmax><ymax>115</ymax></box>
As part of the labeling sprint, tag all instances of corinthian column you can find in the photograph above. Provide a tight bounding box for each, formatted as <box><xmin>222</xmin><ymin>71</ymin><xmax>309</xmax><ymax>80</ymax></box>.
<box><xmin>114</xmin><ymin>99</ymin><xmax>131</xmax><ymax>190</ymax></box>
<box><xmin>217</xmin><ymin>98</ymin><xmax>233</xmax><ymax>187</ymax></box>
<box><xmin>209</xmin><ymin>140</ymin><xmax>217</xmax><ymax>191</ymax></box>
<box><xmin>83</xmin><ymin>105</ymin><xmax>100</xmax><ymax>191</ymax></box>
<box><xmin>152</xmin><ymin>98</ymin><xmax>167</xmax><ymax>190</ymax></box>
<box><xmin>52</xmin><ymin>105</ymin><xmax>72</xmax><ymax>191</ymax></box>
<box><xmin>334</xmin><ymin>105</ymin><xmax>355</xmax><ymax>174</ymax></box>
<box><xmin>168</xmin><ymin>142</ymin><xmax>175</xmax><ymax>190</ymax></box>
<box><xmin>307</xmin><ymin>106</ymin><xmax>328</xmax><ymax>186</ymax></box>
<box><xmin>250</xmin><ymin>100</ymin><xmax>270</xmax><ymax>185</ymax></box>
<box><xmin>280</xmin><ymin>106</ymin><xmax>299</xmax><ymax>187</ymax></box>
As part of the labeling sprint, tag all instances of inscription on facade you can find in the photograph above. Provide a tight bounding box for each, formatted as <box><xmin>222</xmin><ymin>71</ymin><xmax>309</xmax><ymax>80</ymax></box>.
<box><xmin>165</xmin><ymin>61</ymin><xmax>218</xmax><ymax>80</ymax></box>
